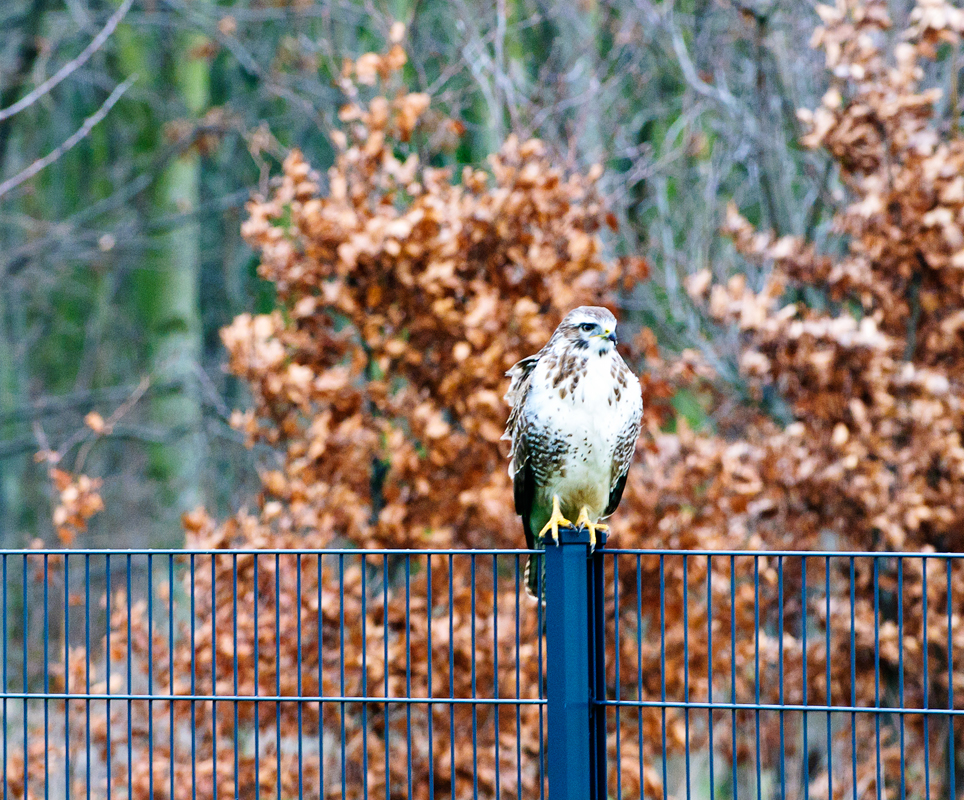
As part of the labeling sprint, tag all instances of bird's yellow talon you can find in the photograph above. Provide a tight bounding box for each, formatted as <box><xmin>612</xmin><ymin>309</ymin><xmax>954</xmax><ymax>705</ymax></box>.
<box><xmin>539</xmin><ymin>495</ymin><xmax>573</xmax><ymax>545</ymax></box>
<box><xmin>575</xmin><ymin>507</ymin><xmax>609</xmax><ymax>551</ymax></box>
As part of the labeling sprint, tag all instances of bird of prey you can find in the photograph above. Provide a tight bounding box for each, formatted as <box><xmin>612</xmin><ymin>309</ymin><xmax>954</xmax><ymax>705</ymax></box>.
<box><xmin>502</xmin><ymin>306</ymin><xmax>643</xmax><ymax>598</ymax></box>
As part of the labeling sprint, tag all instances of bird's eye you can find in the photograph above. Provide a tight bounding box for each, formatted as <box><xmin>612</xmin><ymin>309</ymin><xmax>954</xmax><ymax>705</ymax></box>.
<box><xmin>579</xmin><ymin>322</ymin><xmax>595</xmax><ymax>332</ymax></box>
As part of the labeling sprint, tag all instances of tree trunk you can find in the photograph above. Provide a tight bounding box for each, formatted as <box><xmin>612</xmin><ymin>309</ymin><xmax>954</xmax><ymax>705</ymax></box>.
<box><xmin>0</xmin><ymin>289</ymin><xmax>20</xmax><ymax>545</ymax></box>
<box><xmin>132</xmin><ymin>20</ymin><xmax>210</xmax><ymax>542</ymax></box>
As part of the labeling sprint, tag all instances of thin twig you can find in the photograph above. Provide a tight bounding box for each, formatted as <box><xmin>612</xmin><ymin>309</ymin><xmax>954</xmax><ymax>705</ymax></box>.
<box><xmin>951</xmin><ymin>41</ymin><xmax>961</xmax><ymax>137</ymax></box>
<box><xmin>0</xmin><ymin>74</ymin><xmax>137</xmax><ymax>200</ymax></box>
<box><xmin>803</xmin><ymin>157</ymin><xmax>834</xmax><ymax>243</ymax></box>
<box><xmin>751</xmin><ymin>9</ymin><xmax>782</xmax><ymax>236</ymax></box>
<box><xmin>0</xmin><ymin>0</ymin><xmax>134</xmax><ymax>123</ymax></box>
<box><xmin>667</xmin><ymin>10</ymin><xmax>738</xmax><ymax>112</ymax></box>
<box><xmin>32</xmin><ymin>420</ymin><xmax>53</xmax><ymax>460</ymax></box>
<box><xmin>74</xmin><ymin>376</ymin><xmax>150</xmax><ymax>472</ymax></box>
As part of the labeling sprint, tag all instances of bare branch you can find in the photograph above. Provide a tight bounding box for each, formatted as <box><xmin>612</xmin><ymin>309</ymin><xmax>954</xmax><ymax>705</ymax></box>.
<box><xmin>0</xmin><ymin>0</ymin><xmax>134</xmax><ymax>123</ymax></box>
<box><xmin>665</xmin><ymin>8</ymin><xmax>739</xmax><ymax>112</ymax></box>
<box><xmin>74</xmin><ymin>375</ymin><xmax>150</xmax><ymax>472</ymax></box>
<box><xmin>32</xmin><ymin>420</ymin><xmax>53</xmax><ymax>461</ymax></box>
<box><xmin>0</xmin><ymin>74</ymin><xmax>137</xmax><ymax>200</ymax></box>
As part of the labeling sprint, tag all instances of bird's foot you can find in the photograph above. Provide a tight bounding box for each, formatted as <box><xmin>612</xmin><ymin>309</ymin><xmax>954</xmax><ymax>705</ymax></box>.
<box><xmin>575</xmin><ymin>507</ymin><xmax>609</xmax><ymax>552</ymax></box>
<box><xmin>539</xmin><ymin>495</ymin><xmax>573</xmax><ymax>546</ymax></box>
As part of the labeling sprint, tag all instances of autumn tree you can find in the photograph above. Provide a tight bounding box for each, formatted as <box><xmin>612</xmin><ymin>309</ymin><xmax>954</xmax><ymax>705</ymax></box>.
<box><xmin>641</xmin><ymin>0</ymin><xmax>964</xmax><ymax>792</ymax></box>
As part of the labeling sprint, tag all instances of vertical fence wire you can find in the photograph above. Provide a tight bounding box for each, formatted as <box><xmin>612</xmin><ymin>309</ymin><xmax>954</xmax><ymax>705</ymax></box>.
<box><xmin>801</xmin><ymin>555</ymin><xmax>809</xmax><ymax>800</ymax></box>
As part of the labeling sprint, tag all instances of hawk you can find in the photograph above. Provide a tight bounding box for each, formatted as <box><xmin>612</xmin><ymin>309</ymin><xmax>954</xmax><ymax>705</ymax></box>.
<box><xmin>502</xmin><ymin>306</ymin><xmax>643</xmax><ymax>598</ymax></box>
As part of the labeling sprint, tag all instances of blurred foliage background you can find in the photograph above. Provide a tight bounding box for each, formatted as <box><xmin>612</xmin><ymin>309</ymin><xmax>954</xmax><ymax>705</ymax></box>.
<box><xmin>0</xmin><ymin>0</ymin><xmax>843</xmax><ymax>547</ymax></box>
<box><xmin>8</xmin><ymin>1</ymin><xmax>964</xmax><ymax>796</ymax></box>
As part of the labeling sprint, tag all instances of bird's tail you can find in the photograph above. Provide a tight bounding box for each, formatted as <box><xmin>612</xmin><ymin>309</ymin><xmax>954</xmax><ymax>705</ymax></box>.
<box><xmin>523</xmin><ymin>549</ymin><xmax>545</xmax><ymax>602</ymax></box>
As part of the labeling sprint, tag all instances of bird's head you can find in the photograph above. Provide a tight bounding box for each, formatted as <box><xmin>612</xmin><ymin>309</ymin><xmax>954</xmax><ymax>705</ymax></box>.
<box><xmin>556</xmin><ymin>306</ymin><xmax>619</xmax><ymax>355</ymax></box>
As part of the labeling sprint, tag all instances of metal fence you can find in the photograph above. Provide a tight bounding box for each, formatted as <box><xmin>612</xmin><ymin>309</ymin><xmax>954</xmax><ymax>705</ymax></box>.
<box><xmin>0</xmin><ymin>530</ymin><xmax>961</xmax><ymax>800</ymax></box>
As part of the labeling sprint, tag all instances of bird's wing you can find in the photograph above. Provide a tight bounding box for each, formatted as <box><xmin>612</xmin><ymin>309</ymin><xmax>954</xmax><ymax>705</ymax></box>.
<box><xmin>502</xmin><ymin>353</ymin><xmax>540</xmax><ymax>478</ymax></box>
<box><xmin>605</xmin><ymin>370</ymin><xmax>643</xmax><ymax>517</ymax></box>
<box><xmin>502</xmin><ymin>354</ymin><xmax>541</xmax><ymax>548</ymax></box>
<box><xmin>514</xmin><ymin>439</ymin><xmax>537</xmax><ymax>550</ymax></box>
<box><xmin>605</xmin><ymin>471</ymin><xmax>629</xmax><ymax>519</ymax></box>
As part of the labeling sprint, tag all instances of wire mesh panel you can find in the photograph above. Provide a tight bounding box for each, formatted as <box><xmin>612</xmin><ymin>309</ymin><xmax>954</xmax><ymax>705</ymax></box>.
<box><xmin>598</xmin><ymin>550</ymin><xmax>964</xmax><ymax>800</ymax></box>
<box><xmin>4</xmin><ymin>546</ymin><xmax>963</xmax><ymax>800</ymax></box>
<box><xmin>0</xmin><ymin>549</ymin><xmax>547</xmax><ymax>800</ymax></box>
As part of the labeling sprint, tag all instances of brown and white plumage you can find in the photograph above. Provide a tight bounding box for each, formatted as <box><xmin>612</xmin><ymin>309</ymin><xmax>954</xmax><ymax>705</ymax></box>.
<box><xmin>502</xmin><ymin>306</ymin><xmax>643</xmax><ymax>598</ymax></box>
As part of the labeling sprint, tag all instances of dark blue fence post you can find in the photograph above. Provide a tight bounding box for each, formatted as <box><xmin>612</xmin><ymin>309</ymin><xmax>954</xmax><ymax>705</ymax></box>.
<box><xmin>545</xmin><ymin>526</ymin><xmax>608</xmax><ymax>800</ymax></box>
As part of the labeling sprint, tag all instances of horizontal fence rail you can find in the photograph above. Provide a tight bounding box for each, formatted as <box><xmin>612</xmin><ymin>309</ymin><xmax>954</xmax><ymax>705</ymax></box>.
<box><xmin>0</xmin><ymin>543</ymin><xmax>961</xmax><ymax>800</ymax></box>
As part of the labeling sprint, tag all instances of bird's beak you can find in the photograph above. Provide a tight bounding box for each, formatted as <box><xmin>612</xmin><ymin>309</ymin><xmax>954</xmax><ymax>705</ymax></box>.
<box><xmin>605</xmin><ymin>329</ymin><xmax>617</xmax><ymax>345</ymax></box>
